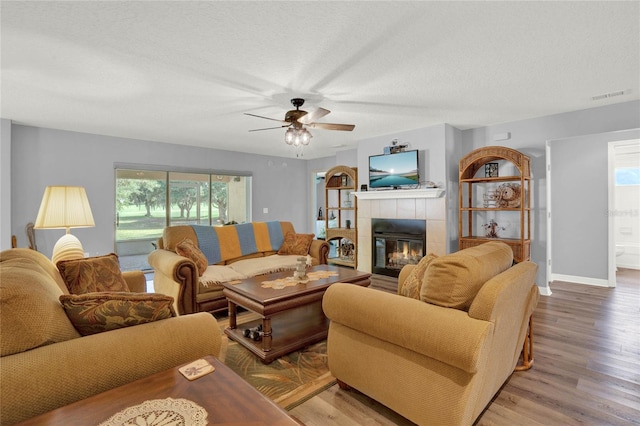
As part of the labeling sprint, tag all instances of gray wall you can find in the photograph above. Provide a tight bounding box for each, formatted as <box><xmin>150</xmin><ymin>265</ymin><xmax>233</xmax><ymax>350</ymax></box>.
<box><xmin>10</xmin><ymin>125</ymin><xmax>310</xmax><ymax>259</ymax></box>
<box><xmin>462</xmin><ymin>100</ymin><xmax>640</xmax><ymax>288</ymax></box>
<box><xmin>549</xmin><ymin>128</ymin><xmax>640</xmax><ymax>280</ymax></box>
<box><xmin>1</xmin><ymin>119</ymin><xmax>11</xmax><ymax>250</ymax></box>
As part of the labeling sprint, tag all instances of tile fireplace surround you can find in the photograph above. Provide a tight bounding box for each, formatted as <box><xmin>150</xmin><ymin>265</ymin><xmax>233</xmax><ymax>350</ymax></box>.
<box><xmin>355</xmin><ymin>189</ymin><xmax>447</xmax><ymax>273</ymax></box>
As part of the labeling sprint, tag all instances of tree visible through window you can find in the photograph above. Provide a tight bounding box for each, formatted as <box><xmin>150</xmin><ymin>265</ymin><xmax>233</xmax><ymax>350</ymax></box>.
<box><xmin>115</xmin><ymin>168</ymin><xmax>251</xmax><ymax>270</ymax></box>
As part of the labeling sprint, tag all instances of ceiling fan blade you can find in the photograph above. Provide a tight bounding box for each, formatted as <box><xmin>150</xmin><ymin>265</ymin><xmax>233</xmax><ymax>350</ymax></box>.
<box><xmin>298</xmin><ymin>107</ymin><xmax>330</xmax><ymax>124</ymax></box>
<box><xmin>248</xmin><ymin>124</ymin><xmax>291</xmax><ymax>132</ymax></box>
<box><xmin>244</xmin><ymin>112</ymin><xmax>287</xmax><ymax>123</ymax></box>
<box><xmin>308</xmin><ymin>122</ymin><xmax>355</xmax><ymax>131</ymax></box>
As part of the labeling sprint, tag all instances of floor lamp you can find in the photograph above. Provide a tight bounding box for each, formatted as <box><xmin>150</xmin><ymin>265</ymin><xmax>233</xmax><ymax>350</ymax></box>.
<box><xmin>34</xmin><ymin>186</ymin><xmax>95</xmax><ymax>265</ymax></box>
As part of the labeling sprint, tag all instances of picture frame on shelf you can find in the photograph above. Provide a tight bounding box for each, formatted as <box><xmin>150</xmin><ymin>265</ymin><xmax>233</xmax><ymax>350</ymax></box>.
<box><xmin>485</xmin><ymin>162</ymin><xmax>499</xmax><ymax>177</ymax></box>
<box><xmin>341</xmin><ymin>175</ymin><xmax>348</xmax><ymax>187</ymax></box>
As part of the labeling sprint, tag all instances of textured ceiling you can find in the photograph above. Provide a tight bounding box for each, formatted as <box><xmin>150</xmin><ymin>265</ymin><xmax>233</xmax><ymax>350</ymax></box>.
<box><xmin>1</xmin><ymin>1</ymin><xmax>639</xmax><ymax>159</ymax></box>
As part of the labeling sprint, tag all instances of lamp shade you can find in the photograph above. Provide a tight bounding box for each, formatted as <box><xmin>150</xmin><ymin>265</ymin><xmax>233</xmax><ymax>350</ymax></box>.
<box><xmin>34</xmin><ymin>186</ymin><xmax>95</xmax><ymax>230</ymax></box>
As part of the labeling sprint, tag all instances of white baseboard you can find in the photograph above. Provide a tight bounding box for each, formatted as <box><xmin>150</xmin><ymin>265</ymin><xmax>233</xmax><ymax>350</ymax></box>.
<box><xmin>550</xmin><ymin>273</ymin><xmax>611</xmax><ymax>287</ymax></box>
<box><xmin>538</xmin><ymin>285</ymin><xmax>552</xmax><ymax>296</ymax></box>
<box><xmin>616</xmin><ymin>262</ymin><xmax>640</xmax><ymax>270</ymax></box>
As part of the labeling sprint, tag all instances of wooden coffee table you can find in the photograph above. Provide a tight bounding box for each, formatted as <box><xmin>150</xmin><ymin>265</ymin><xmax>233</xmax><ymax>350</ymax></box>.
<box><xmin>222</xmin><ymin>264</ymin><xmax>371</xmax><ymax>364</ymax></box>
<box><xmin>16</xmin><ymin>356</ymin><xmax>298</xmax><ymax>425</ymax></box>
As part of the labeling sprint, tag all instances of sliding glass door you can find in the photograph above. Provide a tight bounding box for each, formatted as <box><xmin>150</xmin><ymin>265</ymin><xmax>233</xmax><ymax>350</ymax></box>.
<box><xmin>115</xmin><ymin>168</ymin><xmax>251</xmax><ymax>270</ymax></box>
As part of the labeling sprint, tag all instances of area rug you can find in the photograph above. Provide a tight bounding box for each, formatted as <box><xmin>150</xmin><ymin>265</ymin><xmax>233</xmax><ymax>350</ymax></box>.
<box><xmin>216</xmin><ymin>312</ymin><xmax>336</xmax><ymax>410</ymax></box>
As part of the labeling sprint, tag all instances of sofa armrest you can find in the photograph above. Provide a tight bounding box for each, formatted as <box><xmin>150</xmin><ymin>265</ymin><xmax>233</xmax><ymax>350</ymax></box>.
<box><xmin>122</xmin><ymin>270</ymin><xmax>147</xmax><ymax>293</ymax></box>
<box><xmin>323</xmin><ymin>284</ymin><xmax>493</xmax><ymax>373</ymax></box>
<box><xmin>148</xmin><ymin>249</ymin><xmax>198</xmax><ymax>315</ymax></box>
<box><xmin>469</xmin><ymin>261</ymin><xmax>539</xmax><ymax>322</ymax></box>
<box><xmin>309</xmin><ymin>239</ymin><xmax>329</xmax><ymax>264</ymax></box>
<box><xmin>0</xmin><ymin>313</ymin><xmax>220</xmax><ymax>425</ymax></box>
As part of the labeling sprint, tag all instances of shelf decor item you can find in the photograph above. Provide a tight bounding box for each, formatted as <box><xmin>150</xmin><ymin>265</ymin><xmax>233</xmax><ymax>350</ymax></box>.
<box><xmin>343</xmin><ymin>191</ymin><xmax>352</xmax><ymax>208</ymax></box>
<box><xmin>485</xmin><ymin>162</ymin><xmax>499</xmax><ymax>177</ymax></box>
<box><xmin>482</xmin><ymin>219</ymin><xmax>506</xmax><ymax>238</ymax></box>
<box><xmin>483</xmin><ymin>189</ymin><xmax>500</xmax><ymax>208</ymax></box>
<box><xmin>497</xmin><ymin>183</ymin><xmax>521</xmax><ymax>208</ymax></box>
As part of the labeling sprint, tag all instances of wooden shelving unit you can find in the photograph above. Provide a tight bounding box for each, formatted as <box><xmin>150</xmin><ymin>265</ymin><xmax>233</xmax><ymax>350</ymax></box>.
<box><xmin>459</xmin><ymin>146</ymin><xmax>531</xmax><ymax>262</ymax></box>
<box><xmin>325</xmin><ymin>165</ymin><xmax>358</xmax><ymax>269</ymax></box>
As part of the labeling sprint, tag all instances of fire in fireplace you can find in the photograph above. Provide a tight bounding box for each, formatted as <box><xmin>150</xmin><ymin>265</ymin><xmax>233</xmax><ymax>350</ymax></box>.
<box><xmin>371</xmin><ymin>219</ymin><xmax>426</xmax><ymax>277</ymax></box>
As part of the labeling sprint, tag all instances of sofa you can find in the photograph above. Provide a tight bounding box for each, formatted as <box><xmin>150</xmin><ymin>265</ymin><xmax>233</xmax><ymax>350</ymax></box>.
<box><xmin>148</xmin><ymin>221</ymin><xmax>329</xmax><ymax>315</ymax></box>
<box><xmin>322</xmin><ymin>242</ymin><xmax>539</xmax><ymax>426</ymax></box>
<box><xmin>0</xmin><ymin>248</ymin><xmax>221</xmax><ymax>425</ymax></box>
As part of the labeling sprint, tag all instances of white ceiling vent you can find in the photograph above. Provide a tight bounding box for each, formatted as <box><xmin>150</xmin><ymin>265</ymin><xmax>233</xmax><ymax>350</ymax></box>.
<box><xmin>592</xmin><ymin>90</ymin><xmax>627</xmax><ymax>101</ymax></box>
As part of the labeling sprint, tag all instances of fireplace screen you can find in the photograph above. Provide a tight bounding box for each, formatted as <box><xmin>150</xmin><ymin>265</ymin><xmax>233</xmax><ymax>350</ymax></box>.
<box><xmin>375</xmin><ymin>238</ymin><xmax>424</xmax><ymax>271</ymax></box>
<box><xmin>371</xmin><ymin>218</ymin><xmax>426</xmax><ymax>277</ymax></box>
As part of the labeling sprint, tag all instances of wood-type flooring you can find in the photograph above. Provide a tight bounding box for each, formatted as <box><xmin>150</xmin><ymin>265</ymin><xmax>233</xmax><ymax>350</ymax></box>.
<box><xmin>289</xmin><ymin>269</ymin><xmax>640</xmax><ymax>425</ymax></box>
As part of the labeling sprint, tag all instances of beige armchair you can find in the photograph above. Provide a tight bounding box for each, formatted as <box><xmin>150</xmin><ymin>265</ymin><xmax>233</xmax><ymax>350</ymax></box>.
<box><xmin>323</xmin><ymin>242</ymin><xmax>539</xmax><ymax>426</ymax></box>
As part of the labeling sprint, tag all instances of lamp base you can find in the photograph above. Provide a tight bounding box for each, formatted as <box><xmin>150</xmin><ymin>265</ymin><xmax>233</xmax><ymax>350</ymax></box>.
<box><xmin>52</xmin><ymin>233</ymin><xmax>85</xmax><ymax>265</ymax></box>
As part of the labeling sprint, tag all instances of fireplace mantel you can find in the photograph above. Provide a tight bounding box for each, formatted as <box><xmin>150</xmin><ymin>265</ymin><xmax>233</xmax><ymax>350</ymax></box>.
<box><xmin>353</xmin><ymin>188</ymin><xmax>444</xmax><ymax>200</ymax></box>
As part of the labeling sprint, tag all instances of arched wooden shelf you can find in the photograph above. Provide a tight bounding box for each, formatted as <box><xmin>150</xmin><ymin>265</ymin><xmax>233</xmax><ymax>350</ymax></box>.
<box><xmin>459</xmin><ymin>146</ymin><xmax>531</xmax><ymax>262</ymax></box>
<box><xmin>325</xmin><ymin>165</ymin><xmax>358</xmax><ymax>268</ymax></box>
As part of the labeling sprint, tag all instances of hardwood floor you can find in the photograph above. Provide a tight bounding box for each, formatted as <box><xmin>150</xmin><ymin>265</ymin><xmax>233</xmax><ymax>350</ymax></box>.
<box><xmin>289</xmin><ymin>269</ymin><xmax>640</xmax><ymax>425</ymax></box>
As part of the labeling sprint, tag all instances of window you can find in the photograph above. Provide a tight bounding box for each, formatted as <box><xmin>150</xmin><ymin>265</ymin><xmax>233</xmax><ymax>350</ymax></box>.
<box><xmin>115</xmin><ymin>168</ymin><xmax>251</xmax><ymax>270</ymax></box>
<box><xmin>615</xmin><ymin>167</ymin><xmax>640</xmax><ymax>186</ymax></box>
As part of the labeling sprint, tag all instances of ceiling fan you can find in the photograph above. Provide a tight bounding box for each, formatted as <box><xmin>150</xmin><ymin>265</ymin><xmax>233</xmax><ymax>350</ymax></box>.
<box><xmin>245</xmin><ymin>98</ymin><xmax>355</xmax><ymax>147</ymax></box>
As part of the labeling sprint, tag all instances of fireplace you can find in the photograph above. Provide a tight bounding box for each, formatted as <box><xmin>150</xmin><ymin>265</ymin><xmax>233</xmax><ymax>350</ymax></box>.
<box><xmin>371</xmin><ymin>218</ymin><xmax>426</xmax><ymax>277</ymax></box>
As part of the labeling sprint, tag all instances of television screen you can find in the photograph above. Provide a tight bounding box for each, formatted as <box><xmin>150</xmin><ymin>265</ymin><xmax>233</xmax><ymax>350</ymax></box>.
<box><xmin>369</xmin><ymin>150</ymin><xmax>419</xmax><ymax>189</ymax></box>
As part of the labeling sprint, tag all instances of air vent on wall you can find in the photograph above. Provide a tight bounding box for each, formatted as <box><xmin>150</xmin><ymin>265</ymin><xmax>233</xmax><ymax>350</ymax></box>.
<box><xmin>592</xmin><ymin>90</ymin><xmax>626</xmax><ymax>101</ymax></box>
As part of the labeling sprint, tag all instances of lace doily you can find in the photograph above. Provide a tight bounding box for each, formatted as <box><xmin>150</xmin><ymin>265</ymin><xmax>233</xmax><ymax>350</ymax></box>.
<box><xmin>98</xmin><ymin>397</ymin><xmax>208</xmax><ymax>426</ymax></box>
<box><xmin>261</xmin><ymin>270</ymin><xmax>339</xmax><ymax>289</ymax></box>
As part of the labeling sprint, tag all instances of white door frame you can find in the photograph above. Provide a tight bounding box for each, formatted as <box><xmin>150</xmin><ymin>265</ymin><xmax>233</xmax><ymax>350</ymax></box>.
<box><xmin>608</xmin><ymin>139</ymin><xmax>640</xmax><ymax>284</ymax></box>
<box><xmin>545</xmin><ymin>141</ymin><xmax>553</xmax><ymax>291</ymax></box>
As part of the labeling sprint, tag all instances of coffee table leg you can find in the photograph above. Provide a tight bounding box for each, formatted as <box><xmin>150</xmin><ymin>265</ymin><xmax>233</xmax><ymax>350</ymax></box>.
<box><xmin>228</xmin><ymin>301</ymin><xmax>237</xmax><ymax>329</ymax></box>
<box><xmin>262</xmin><ymin>317</ymin><xmax>272</xmax><ymax>352</ymax></box>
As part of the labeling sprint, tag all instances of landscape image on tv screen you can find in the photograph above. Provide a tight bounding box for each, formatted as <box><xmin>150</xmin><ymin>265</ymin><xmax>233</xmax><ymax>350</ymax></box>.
<box><xmin>369</xmin><ymin>151</ymin><xmax>419</xmax><ymax>188</ymax></box>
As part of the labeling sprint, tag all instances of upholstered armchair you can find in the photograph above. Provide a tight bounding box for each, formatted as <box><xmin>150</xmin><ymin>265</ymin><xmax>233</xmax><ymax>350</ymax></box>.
<box><xmin>323</xmin><ymin>242</ymin><xmax>539</xmax><ymax>426</ymax></box>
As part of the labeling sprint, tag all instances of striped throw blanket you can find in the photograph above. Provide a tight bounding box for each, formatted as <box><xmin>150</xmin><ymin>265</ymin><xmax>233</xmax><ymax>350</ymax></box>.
<box><xmin>191</xmin><ymin>221</ymin><xmax>288</xmax><ymax>265</ymax></box>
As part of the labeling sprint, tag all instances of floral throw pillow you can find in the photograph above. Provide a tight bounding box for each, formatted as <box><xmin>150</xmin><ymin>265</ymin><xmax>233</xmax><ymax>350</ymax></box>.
<box><xmin>59</xmin><ymin>292</ymin><xmax>176</xmax><ymax>336</ymax></box>
<box><xmin>398</xmin><ymin>253</ymin><xmax>438</xmax><ymax>300</ymax></box>
<box><xmin>57</xmin><ymin>253</ymin><xmax>130</xmax><ymax>294</ymax></box>
<box><xmin>175</xmin><ymin>238</ymin><xmax>208</xmax><ymax>277</ymax></box>
<box><xmin>277</xmin><ymin>232</ymin><xmax>315</xmax><ymax>256</ymax></box>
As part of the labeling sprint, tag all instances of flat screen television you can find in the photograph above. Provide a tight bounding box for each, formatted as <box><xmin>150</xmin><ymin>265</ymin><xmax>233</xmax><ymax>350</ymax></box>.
<box><xmin>369</xmin><ymin>150</ymin><xmax>420</xmax><ymax>189</ymax></box>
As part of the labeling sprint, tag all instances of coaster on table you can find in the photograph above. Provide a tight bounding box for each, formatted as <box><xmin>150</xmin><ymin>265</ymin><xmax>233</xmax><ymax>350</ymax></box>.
<box><xmin>179</xmin><ymin>358</ymin><xmax>215</xmax><ymax>381</ymax></box>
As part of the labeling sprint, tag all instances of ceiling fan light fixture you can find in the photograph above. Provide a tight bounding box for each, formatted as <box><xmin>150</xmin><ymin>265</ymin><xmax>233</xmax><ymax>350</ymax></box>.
<box><xmin>301</xmin><ymin>129</ymin><xmax>312</xmax><ymax>145</ymax></box>
<box><xmin>246</xmin><ymin>98</ymin><xmax>352</xmax><ymax>153</ymax></box>
<box><xmin>286</xmin><ymin>127</ymin><xmax>312</xmax><ymax>147</ymax></box>
<box><xmin>284</xmin><ymin>127</ymin><xmax>295</xmax><ymax>145</ymax></box>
